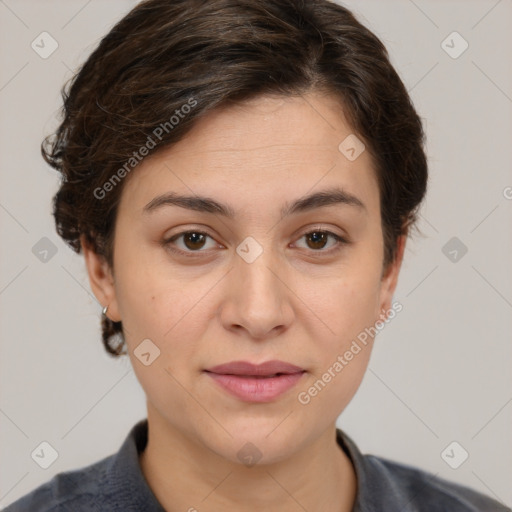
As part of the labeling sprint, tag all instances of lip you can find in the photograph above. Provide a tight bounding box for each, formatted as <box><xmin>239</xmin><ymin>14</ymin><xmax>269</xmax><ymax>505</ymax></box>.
<box><xmin>204</xmin><ymin>360</ymin><xmax>306</xmax><ymax>403</ymax></box>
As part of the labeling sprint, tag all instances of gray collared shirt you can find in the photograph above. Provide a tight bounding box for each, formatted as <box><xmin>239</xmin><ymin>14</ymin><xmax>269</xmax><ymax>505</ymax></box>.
<box><xmin>4</xmin><ymin>419</ymin><xmax>509</xmax><ymax>511</ymax></box>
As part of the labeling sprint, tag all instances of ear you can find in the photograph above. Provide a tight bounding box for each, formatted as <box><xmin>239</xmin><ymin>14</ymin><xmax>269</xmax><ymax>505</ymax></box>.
<box><xmin>80</xmin><ymin>235</ymin><xmax>121</xmax><ymax>322</ymax></box>
<box><xmin>377</xmin><ymin>234</ymin><xmax>406</xmax><ymax>319</ymax></box>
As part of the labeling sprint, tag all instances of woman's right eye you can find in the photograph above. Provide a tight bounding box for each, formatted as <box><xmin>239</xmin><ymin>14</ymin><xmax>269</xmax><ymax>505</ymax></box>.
<box><xmin>163</xmin><ymin>231</ymin><xmax>218</xmax><ymax>256</ymax></box>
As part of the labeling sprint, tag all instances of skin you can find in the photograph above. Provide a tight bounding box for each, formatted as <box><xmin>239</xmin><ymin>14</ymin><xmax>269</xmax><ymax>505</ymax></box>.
<box><xmin>82</xmin><ymin>91</ymin><xmax>406</xmax><ymax>512</ymax></box>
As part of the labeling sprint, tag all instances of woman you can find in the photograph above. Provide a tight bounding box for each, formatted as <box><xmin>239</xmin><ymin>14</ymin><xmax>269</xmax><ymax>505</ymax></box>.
<box><xmin>5</xmin><ymin>0</ymin><xmax>507</xmax><ymax>510</ymax></box>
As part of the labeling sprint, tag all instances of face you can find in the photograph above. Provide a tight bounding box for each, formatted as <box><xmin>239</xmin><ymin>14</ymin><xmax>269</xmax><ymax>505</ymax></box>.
<box><xmin>83</xmin><ymin>92</ymin><xmax>404</xmax><ymax>465</ymax></box>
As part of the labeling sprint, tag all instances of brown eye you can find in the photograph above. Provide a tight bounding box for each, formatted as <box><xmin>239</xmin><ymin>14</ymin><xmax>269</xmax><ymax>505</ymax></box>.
<box><xmin>295</xmin><ymin>230</ymin><xmax>347</xmax><ymax>253</ymax></box>
<box><xmin>306</xmin><ymin>231</ymin><xmax>329</xmax><ymax>250</ymax></box>
<box><xmin>182</xmin><ymin>232</ymin><xmax>207</xmax><ymax>250</ymax></box>
<box><xmin>164</xmin><ymin>230</ymin><xmax>217</xmax><ymax>255</ymax></box>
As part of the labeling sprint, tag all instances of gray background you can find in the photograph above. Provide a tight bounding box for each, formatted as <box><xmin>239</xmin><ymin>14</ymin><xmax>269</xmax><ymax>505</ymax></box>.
<box><xmin>1</xmin><ymin>0</ymin><xmax>511</xmax><ymax>508</ymax></box>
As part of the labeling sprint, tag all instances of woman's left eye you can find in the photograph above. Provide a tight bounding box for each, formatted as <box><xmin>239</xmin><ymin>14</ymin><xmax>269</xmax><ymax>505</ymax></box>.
<box><xmin>294</xmin><ymin>230</ymin><xmax>347</xmax><ymax>252</ymax></box>
<box><xmin>162</xmin><ymin>229</ymin><xmax>348</xmax><ymax>257</ymax></box>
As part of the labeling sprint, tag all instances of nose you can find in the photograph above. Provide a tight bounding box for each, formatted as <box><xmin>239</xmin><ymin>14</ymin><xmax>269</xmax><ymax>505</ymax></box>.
<box><xmin>219</xmin><ymin>244</ymin><xmax>294</xmax><ymax>340</ymax></box>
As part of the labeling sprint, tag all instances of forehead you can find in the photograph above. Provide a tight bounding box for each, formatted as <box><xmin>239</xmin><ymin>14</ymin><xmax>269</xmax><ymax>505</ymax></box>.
<box><xmin>118</xmin><ymin>93</ymin><xmax>379</xmax><ymax>218</ymax></box>
<box><xmin>165</xmin><ymin>94</ymin><xmax>359</xmax><ymax>159</ymax></box>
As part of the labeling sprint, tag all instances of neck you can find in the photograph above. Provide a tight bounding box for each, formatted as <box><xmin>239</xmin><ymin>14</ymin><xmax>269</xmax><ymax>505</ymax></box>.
<box><xmin>139</xmin><ymin>405</ymin><xmax>357</xmax><ymax>512</ymax></box>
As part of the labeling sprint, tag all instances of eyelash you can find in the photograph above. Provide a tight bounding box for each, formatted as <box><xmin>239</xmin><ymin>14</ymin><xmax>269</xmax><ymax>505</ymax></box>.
<box><xmin>162</xmin><ymin>228</ymin><xmax>349</xmax><ymax>258</ymax></box>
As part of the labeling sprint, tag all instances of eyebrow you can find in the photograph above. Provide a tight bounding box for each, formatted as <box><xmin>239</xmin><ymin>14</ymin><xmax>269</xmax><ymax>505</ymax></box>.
<box><xmin>142</xmin><ymin>186</ymin><xmax>366</xmax><ymax>219</ymax></box>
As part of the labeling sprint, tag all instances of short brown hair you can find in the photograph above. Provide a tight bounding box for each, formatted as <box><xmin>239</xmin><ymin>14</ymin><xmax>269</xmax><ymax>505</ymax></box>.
<box><xmin>43</xmin><ymin>0</ymin><xmax>428</xmax><ymax>356</ymax></box>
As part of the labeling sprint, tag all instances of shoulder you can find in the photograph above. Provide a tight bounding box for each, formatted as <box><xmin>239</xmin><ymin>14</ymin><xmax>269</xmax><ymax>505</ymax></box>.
<box><xmin>3</xmin><ymin>419</ymin><xmax>160</xmax><ymax>512</ymax></box>
<box><xmin>361</xmin><ymin>453</ymin><xmax>509</xmax><ymax>511</ymax></box>
<box><xmin>337</xmin><ymin>429</ymin><xmax>509</xmax><ymax>512</ymax></box>
<box><xmin>2</xmin><ymin>455</ymin><xmax>113</xmax><ymax>512</ymax></box>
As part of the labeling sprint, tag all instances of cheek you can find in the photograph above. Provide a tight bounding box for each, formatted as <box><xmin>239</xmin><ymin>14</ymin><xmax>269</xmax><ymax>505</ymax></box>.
<box><xmin>113</xmin><ymin>234</ymin><xmax>216</xmax><ymax>341</ymax></box>
<box><xmin>120</xmin><ymin>282</ymin><xmax>210</xmax><ymax>414</ymax></box>
<box><xmin>296</xmin><ymin>347</ymin><xmax>371</xmax><ymax>421</ymax></box>
<box><xmin>295</xmin><ymin>277</ymin><xmax>380</xmax><ymax>416</ymax></box>
<box><xmin>294</xmin><ymin>261</ymin><xmax>382</xmax><ymax>404</ymax></box>
<box><xmin>116</xmin><ymin>268</ymin><xmax>216</xmax><ymax>376</ymax></box>
<box><xmin>304</xmin><ymin>265</ymin><xmax>382</xmax><ymax>346</ymax></box>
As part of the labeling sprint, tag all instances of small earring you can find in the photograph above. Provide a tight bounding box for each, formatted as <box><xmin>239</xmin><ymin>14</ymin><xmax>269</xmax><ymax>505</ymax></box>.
<box><xmin>102</xmin><ymin>305</ymin><xmax>109</xmax><ymax>316</ymax></box>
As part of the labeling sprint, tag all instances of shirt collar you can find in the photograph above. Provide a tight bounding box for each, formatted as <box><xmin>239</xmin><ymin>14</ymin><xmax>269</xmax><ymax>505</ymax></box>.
<box><xmin>337</xmin><ymin>428</ymin><xmax>411</xmax><ymax>511</ymax></box>
<box><xmin>107</xmin><ymin>419</ymin><xmax>166</xmax><ymax>511</ymax></box>
<box><xmin>111</xmin><ymin>419</ymin><xmax>379</xmax><ymax>511</ymax></box>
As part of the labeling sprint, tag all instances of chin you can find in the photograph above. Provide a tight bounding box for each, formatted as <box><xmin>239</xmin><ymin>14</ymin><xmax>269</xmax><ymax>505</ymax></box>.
<box><xmin>201</xmin><ymin>418</ymin><xmax>305</xmax><ymax>466</ymax></box>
